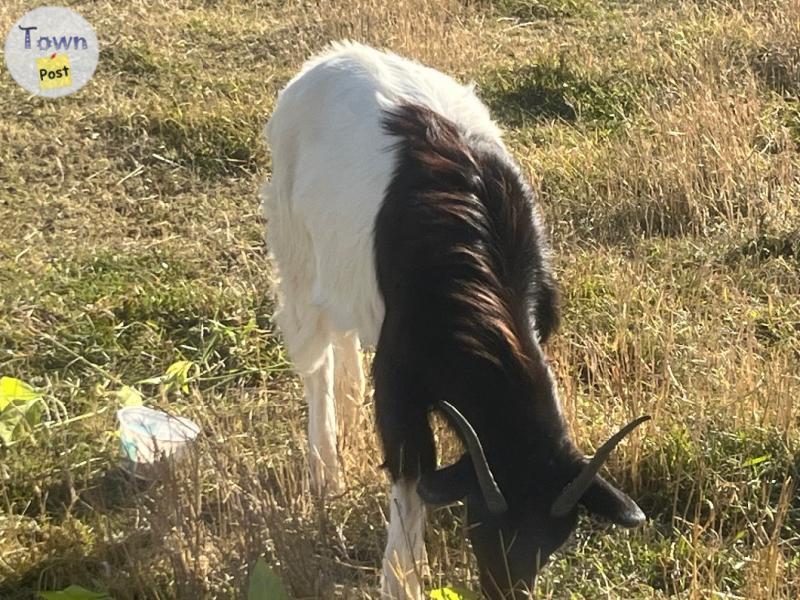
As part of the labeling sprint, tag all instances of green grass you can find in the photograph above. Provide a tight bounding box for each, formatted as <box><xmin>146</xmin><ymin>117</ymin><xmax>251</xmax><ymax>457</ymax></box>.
<box><xmin>1</xmin><ymin>0</ymin><xmax>799</xmax><ymax>598</ymax></box>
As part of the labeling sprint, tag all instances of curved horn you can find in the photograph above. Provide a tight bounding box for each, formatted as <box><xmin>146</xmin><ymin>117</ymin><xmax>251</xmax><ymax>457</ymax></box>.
<box><xmin>551</xmin><ymin>415</ymin><xmax>651</xmax><ymax>517</ymax></box>
<box><xmin>440</xmin><ymin>401</ymin><xmax>508</xmax><ymax>513</ymax></box>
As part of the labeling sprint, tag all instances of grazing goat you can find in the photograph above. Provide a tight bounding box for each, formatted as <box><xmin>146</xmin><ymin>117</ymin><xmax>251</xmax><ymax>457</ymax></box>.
<box><xmin>262</xmin><ymin>41</ymin><xmax>649</xmax><ymax>599</ymax></box>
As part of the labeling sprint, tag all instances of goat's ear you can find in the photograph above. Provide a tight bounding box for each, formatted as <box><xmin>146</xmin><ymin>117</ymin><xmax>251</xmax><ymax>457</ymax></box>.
<box><xmin>417</xmin><ymin>455</ymin><xmax>475</xmax><ymax>505</ymax></box>
<box><xmin>580</xmin><ymin>474</ymin><xmax>646</xmax><ymax>527</ymax></box>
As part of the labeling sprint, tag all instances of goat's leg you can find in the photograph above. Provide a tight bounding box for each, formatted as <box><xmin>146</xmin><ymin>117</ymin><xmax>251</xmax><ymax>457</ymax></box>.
<box><xmin>274</xmin><ymin>298</ymin><xmax>342</xmax><ymax>496</ymax></box>
<box><xmin>303</xmin><ymin>343</ymin><xmax>343</xmax><ymax>495</ymax></box>
<box><xmin>332</xmin><ymin>330</ymin><xmax>365</xmax><ymax>444</ymax></box>
<box><xmin>374</xmin><ymin>365</ymin><xmax>436</xmax><ymax>599</ymax></box>
<box><xmin>381</xmin><ymin>478</ymin><xmax>427</xmax><ymax>600</ymax></box>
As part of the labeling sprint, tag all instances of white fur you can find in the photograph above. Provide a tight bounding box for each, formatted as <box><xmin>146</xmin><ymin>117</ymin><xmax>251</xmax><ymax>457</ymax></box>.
<box><xmin>382</xmin><ymin>480</ymin><xmax>427</xmax><ymax>599</ymax></box>
<box><xmin>262</xmin><ymin>41</ymin><xmax>505</xmax><ymax>597</ymax></box>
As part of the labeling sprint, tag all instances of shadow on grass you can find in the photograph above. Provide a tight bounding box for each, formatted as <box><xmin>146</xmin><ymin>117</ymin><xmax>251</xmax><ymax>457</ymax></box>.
<box><xmin>99</xmin><ymin>43</ymin><xmax>161</xmax><ymax>82</ymax></box>
<box><xmin>597</xmin><ymin>432</ymin><xmax>800</xmax><ymax>595</ymax></box>
<box><xmin>19</xmin><ymin>467</ymin><xmax>153</xmax><ymax>522</ymax></box>
<box><xmin>2</xmin><ymin>249</ymin><xmax>282</xmax><ymax>387</ymax></box>
<box><xmin>634</xmin><ymin>425</ymin><xmax>800</xmax><ymax>542</ymax></box>
<box><xmin>0</xmin><ymin>532</ymin><xmax>176</xmax><ymax>600</ymax></box>
<box><xmin>750</xmin><ymin>44</ymin><xmax>800</xmax><ymax>97</ymax></box>
<box><xmin>0</xmin><ymin>465</ymin><xmax>168</xmax><ymax>600</ymax></box>
<box><xmin>478</xmin><ymin>61</ymin><xmax>637</xmax><ymax>129</ymax></box>
<box><xmin>96</xmin><ymin>110</ymin><xmax>265</xmax><ymax>180</ymax></box>
<box><xmin>488</xmin><ymin>0</ymin><xmax>597</xmax><ymax>20</ymax></box>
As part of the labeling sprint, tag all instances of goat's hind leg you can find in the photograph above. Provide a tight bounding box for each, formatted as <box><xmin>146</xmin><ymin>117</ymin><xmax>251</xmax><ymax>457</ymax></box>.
<box><xmin>332</xmin><ymin>331</ymin><xmax>365</xmax><ymax>444</ymax></box>
<box><xmin>305</xmin><ymin>338</ymin><xmax>343</xmax><ymax>495</ymax></box>
<box><xmin>275</xmin><ymin>303</ymin><xmax>342</xmax><ymax>495</ymax></box>
<box><xmin>263</xmin><ymin>175</ymin><xmax>344</xmax><ymax>494</ymax></box>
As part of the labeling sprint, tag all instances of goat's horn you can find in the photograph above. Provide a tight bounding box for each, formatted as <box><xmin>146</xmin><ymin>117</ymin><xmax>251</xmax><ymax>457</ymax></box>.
<box><xmin>550</xmin><ymin>415</ymin><xmax>651</xmax><ymax>517</ymax></box>
<box><xmin>440</xmin><ymin>401</ymin><xmax>508</xmax><ymax>513</ymax></box>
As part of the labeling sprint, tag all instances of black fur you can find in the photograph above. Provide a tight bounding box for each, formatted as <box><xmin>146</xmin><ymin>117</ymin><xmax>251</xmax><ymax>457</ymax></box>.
<box><xmin>371</xmin><ymin>102</ymin><xmax>644</xmax><ymax>598</ymax></box>
<box><xmin>373</xmin><ymin>101</ymin><xmax>565</xmax><ymax>487</ymax></box>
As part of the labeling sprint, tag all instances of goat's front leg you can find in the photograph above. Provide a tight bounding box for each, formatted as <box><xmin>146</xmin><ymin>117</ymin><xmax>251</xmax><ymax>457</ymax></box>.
<box><xmin>374</xmin><ymin>357</ymin><xmax>435</xmax><ymax>599</ymax></box>
<box><xmin>381</xmin><ymin>478</ymin><xmax>427</xmax><ymax>599</ymax></box>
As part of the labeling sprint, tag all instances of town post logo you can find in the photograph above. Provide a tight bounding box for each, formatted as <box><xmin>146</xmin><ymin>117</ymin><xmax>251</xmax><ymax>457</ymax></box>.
<box><xmin>4</xmin><ymin>6</ymin><xmax>99</xmax><ymax>98</ymax></box>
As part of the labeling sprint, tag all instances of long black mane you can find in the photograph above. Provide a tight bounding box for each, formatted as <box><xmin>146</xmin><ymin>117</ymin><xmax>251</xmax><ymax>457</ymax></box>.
<box><xmin>372</xmin><ymin>101</ymin><xmax>567</xmax><ymax>493</ymax></box>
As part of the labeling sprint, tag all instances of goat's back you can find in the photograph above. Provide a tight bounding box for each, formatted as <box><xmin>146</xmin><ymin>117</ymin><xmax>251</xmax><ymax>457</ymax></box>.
<box><xmin>263</xmin><ymin>41</ymin><xmax>504</xmax><ymax>345</ymax></box>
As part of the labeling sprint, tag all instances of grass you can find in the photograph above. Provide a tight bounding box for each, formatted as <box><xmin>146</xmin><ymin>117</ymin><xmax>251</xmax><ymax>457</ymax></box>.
<box><xmin>479</xmin><ymin>60</ymin><xmax>639</xmax><ymax>129</ymax></box>
<box><xmin>1</xmin><ymin>0</ymin><xmax>799</xmax><ymax>598</ymax></box>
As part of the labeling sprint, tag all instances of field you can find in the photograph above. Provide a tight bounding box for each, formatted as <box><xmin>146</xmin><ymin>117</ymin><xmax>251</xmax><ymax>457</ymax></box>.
<box><xmin>1</xmin><ymin>0</ymin><xmax>799</xmax><ymax>598</ymax></box>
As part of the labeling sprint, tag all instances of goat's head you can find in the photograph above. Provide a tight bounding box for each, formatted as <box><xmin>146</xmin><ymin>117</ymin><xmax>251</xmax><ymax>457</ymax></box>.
<box><xmin>418</xmin><ymin>402</ymin><xmax>649</xmax><ymax>599</ymax></box>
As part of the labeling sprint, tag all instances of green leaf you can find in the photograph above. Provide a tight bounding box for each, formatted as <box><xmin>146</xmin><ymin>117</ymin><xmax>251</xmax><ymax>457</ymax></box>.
<box><xmin>165</xmin><ymin>360</ymin><xmax>194</xmax><ymax>393</ymax></box>
<box><xmin>116</xmin><ymin>385</ymin><xmax>143</xmax><ymax>407</ymax></box>
<box><xmin>242</xmin><ymin>316</ymin><xmax>257</xmax><ymax>335</ymax></box>
<box><xmin>39</xmin><ymin>584</ymin><xmax>111</xmax><ymax>600</ymax></box>
<box><xmin>0</xmin><ymin>399</ymin><xmax>43</xmax><ymax>445</ymax></box>
<box><xmin>0</xmin><ymin>376</ymin><xmax>41</xmax><ymax>410</ymax></box>
<box><xmin>0</xmin><ymin>377</ymin><xmax>44</xmax><ymax>445</ymax></box>
<box><xmin>429</xmin><ymin>587</ymin><xmax>478</xmax><ymax>600</ymax></box>
<box><xmin>741</xmin><ymin>454</ymin><xmax>771</xmax><ymax>468</ymax></box>
<box><xmin>138</xmin><ymin>361</ymin><xmax>196</xmax><ymax>393</ymax></box>
<box><xmin>247</xmin><ymin>558</ymin><xmax>290</xmax><ymax>600</ymax></box>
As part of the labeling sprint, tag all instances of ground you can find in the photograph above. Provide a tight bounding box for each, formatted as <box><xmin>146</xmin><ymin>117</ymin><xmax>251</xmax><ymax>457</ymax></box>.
<box><xmin>0</xmin><ymin>0</ymin><xmax>798</xmax><ymax>598</ymax></box>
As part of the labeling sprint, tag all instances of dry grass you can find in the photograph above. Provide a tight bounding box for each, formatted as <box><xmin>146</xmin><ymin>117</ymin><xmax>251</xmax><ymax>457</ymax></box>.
<box><xmin>0</xmin><ymin>0</ymin><xmax>798</xmax><ymax>598</ymax></box>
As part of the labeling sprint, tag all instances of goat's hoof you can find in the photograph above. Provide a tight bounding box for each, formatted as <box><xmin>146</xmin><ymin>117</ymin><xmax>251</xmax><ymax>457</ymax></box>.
<box><xmin>310</xmin><ymin>468</ymin><xmax>344</xmax><ymax>496</ymax></box>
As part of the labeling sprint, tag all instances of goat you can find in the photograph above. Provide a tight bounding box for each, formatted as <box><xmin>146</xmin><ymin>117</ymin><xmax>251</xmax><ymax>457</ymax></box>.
<box><xmin>261</xmin><ymin>41</ymin><xmax>649</xmax><ymax>599</ymax></box>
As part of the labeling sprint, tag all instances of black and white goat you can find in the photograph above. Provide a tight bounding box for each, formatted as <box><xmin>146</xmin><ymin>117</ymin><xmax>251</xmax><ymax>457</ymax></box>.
<box><xmin>262</xmin><ymin>41</ymin><xmax>649</xmax><ymax>599</ymax></box>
